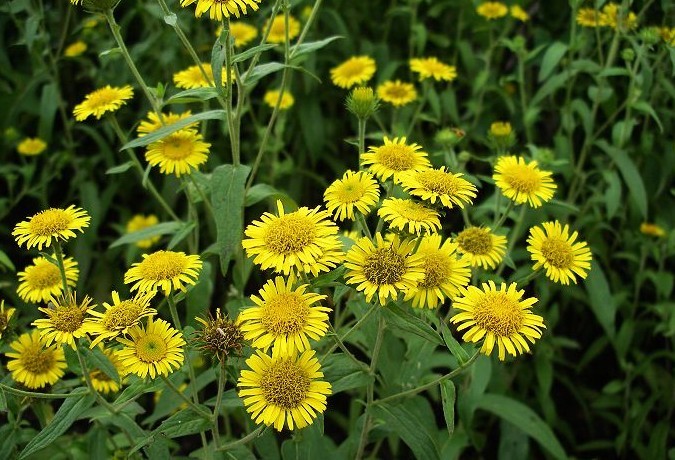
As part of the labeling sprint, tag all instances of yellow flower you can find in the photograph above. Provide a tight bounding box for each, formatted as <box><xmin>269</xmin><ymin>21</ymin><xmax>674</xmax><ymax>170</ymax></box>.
<box><xmin>323</xmin><ymin>170</ymin><xmax>380</xmax><ymax>221</ymax></box>
<box><xmin>576</xmin><ymin>8</ymin><xmax>602</xmax><ymax>27</ymax></box>
<box><xmin>450</xmin><ymin>281</ymin><xmax>545</xmax><ymax>361</ymax></box>
<box><xmin>403</xmin><ymin>234</ymin><xmax>471</xmax><ymax>309</ymax></box>
<box><xmin>73</xmin><ymin>85</ymin><xmax>134</xmax><ymax>121</ymax></box>
<box><xmin>242</xmin><ymin>200</ymin><xmax>342</xmax><ymax>275</ymax></box>
<box><xmin>493</xmin><ymin>155</ymin><xmax>556</xmax><ymax>208</ymax></box>
<box><xmin>116</xmin><ymin>317</ymin><xmax>185</xmax><ymax>379</ymax></box>
<box><xmin>13</xmin><ymin>205</ymin><xmax>91</xmax><ymax>250</ymax></box>
<box><xmin>640</xmin><ymin>222</ymin><xmax>666</xmax><ymax>238</ymax></box>
<box><xmin>6</xmin><ymin>330</ymin><xmax>67</xmax><ymax>389</ymax></box>
<box><xmin>330</xmin><ymin>56</ymin><xmax>377</xmax><ymax>89</ymax></box>
<box><xmin>0</xmin><ymin>300</ymin><xmax>16</xmax><ymax>339</ymax></box>
<box><xmin>377</xmin><ymin>80</ymin><xmax>417</xmax><ymax>107</ymax></box>
<box><xmin>180</xmin><ymin>0</ymin><xmax>262</xmax><ymax>20</ymax></box>
<box><xmin>82</xmin><ymin>18</ymin><xmax>99</xmax><ymax>28</ymax></box>
<box><xmin>239</xmin><ymin>276</ymin><xmax>330</xmax><ymax>357</ymax></box>
<box><xmin>126</xmin><ymin>214</ymin><xmax>161</xmax><ymax>248</ymax></box>
<box><xmin>89</xmin><ymin>346</ymin><xmax>128</xmax><ymax>394</ymax></box>
<box><xmin>476</xmin><ymin>2</ymin><xmax>509</xmax><ymax>20</ymax></box>
<box><xmin>361</xmin><ymin>136</ymin><xmax>431</xmax><ymax>183</ymax></box>
<box><xmin>64</xmin><ymin>41</ymin><xmax>87</xmax><ymax>57</ymax></box>
<box><xmin>17</xmin><ymin>256</ymin><xmax>79</xmax><ymax>304</ymax></box>
<box><xmin>659</xmin><ymin>27</ymin><xmax>675</xmax><ymax>46</ymax></box>
<box><xmin>84</xmin><ymin>291</ymin><xmax>157</xmax><ymax>348</ymax></box>
<box><xmin>33</xmin><ymin>292</ymin><xmax>93</xmax><ymax>349</ymax></box>
<box><xmin>490</xmin><ymin>121</ymin><xmax>512</xmax><ymax>138</ymax></box>
<box><xmin>216</xmin><ymin>21</ymin><xmax>259</xmax><ymax>47</ymax></box>
<box><xmin>145</xmin><ymin>129</ymin><xmax>211</xmax><ymax>177</ymax></box>
<box><xmin>238</xmin><ymin>349</ymin><xmax>331</xmax><ymax>431</ymax></box>
<box><xmin>527</xmin><ymin>221</ymin><xmax>592</xmax><ymax>285</ymax></box>
<box><xmin>265</xmin><ymin>14</ymin><xmax>301</xmax><ymax>44</ymax></box>
<box><xmin>173</xmin><ymin>63</ymin><xmax>232</xmax><ymax>89</ymax></box>
<box><xmin>344</xmin><ymin>232</ymin><xmax>425</xmax><ymax>305</ymax></box>
<box><xmin>124</xmin><ymin>250</ymin><xmax>203</xmax><ymax>295</ymax></box>
<box><xmin>263</xmin><ymin>89</ymin><xmax>295</xmax><ymax>110</ymax></box>
<box><xmin>399</xmin><ymin>167</ymin><xmax>477</xmax><ymax>209</ymax></box>
<box><xmin>17</xmin><ymin>137</ymin><xmax>47</xmax><ymax>156</ymax></box>
<box><xmin>195</xmin><ymin>308</ymin><xmax>244</xmax><ymax>362</ymax></box>
<box><xmin>136</xmin><ymin>111</ymin><xmax>196</xmax><ymax>136</ymax></box>
<box><xmin>409</xmin><ymin>57</ymin><xmax>457</xmax><ymax>82</ymax></box>
<box><xmin>599</xmin><ymin>3</ymin><xmax>637</xmax><ymax>30</ymax></box>
<box><xmin>378</xmin><ymin>198</ymin><xmax>441</xmax><ymax>235</ymax></box>
<box><xmin>455</xmin><ymin>226</ymin><xmax>507</xmax><ymax>270</ymax></box>
<box><xmin>510</xmin><ymin>5</ymin><xmax>529</xmax><ymax>22</ymax></box>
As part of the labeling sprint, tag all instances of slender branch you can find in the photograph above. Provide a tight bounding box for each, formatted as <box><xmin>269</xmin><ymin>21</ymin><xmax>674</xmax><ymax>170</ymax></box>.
<box><xmin>320</xmin><ymin>302</ymin><xmax>378</xmax><ymax>361</ymax></box>
<box><xmin>52</xmin><ymin>241</ymin><xmax>70</xmax><ymax>296</ymax></box>
<box><xmin>160</xmin><ymin>375</ymin><xmax>211</xmax><ymax>419</ymax></box>
<box><xmin>216</xmin><ymin>425</ymin><xmax>266</xmax><ymax>451</ymax></box>
<box><xmin>0</xmin><ymin>383</ymin><xmax>83</xmax><ymax>399</ymax></box>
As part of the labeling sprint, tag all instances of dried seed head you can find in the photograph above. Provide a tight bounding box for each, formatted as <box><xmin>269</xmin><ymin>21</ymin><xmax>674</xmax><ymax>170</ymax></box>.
<box><xmin>194</xmin><ymin>308</ymin><xmax>244</xmax><ymax>363</ymax></box>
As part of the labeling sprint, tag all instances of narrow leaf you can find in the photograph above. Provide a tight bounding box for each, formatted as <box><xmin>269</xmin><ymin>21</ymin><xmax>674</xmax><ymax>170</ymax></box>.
<box><xmin>373</xmin><ymin>403</ymin><xmax>441</xmax><ymax>460</ymax></box>
<box><xmin>584</xmin><ymin>260</ymin><xmax>617</xmax><ymax>341</ymax></box>
<box><xmin>382</xmin><ymin>303</ymin><xmax>443</xmax><ymax>345</ymax></box>
<box><xmin>105</xmin><ymin>161</ymin><xmax>134</xmax><ymax>175</ymax></box>
<box><xmin>538</xmin><ymin>42</ymin><xmax>568</xmax><ymax>82</ymax></box>
<box><xmin>596</xmin><ymin>140</ymin><xmax>648</xmax><ymax>219</ymax></box>
<box><xmin>109</xmin><ymin>222</ymin><xmax>182</xmax><ymax>248</ymax></box>
<box><xmin>440</xmin><ymin>380</ymin><xmax>456</xmax><ymax>436</ymax></box>
<box><xmin>290</xmin><ymin>36</ymin><xmax>342</xmax><ymax>59</ymax></box>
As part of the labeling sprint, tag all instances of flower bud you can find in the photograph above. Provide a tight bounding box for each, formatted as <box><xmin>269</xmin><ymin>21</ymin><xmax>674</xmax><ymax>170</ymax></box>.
<box><xmin>346</xmin><ymin>87</ymin><xmax>379</xmax><ymax>120</ymax></box>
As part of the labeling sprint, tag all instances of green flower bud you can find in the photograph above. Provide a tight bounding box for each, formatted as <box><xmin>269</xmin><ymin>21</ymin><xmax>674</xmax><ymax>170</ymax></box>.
<box><xmin>346</xmin><ymin>87</ymin><xmax>379</xmax><ymax>120</ymax></box>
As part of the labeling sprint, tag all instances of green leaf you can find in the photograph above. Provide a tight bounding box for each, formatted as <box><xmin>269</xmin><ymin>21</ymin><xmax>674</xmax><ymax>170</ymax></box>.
<box><xmin>163</xmin><ymin>13</ymin><xmax>177</xmax><ymax>26</ymax></box>
<box><xmin>105</xmin><ymin>161</ymin><xmax>134</xmax><ymax>175</ymax></box>
<box><xmin>211</xmin><ymin>164</ymin><xmax>251</xmax><ymax>276</ymax></box>
<box><xmin>131</xmin><ymin>410</ymin><xmax>211</xmax><ymax>454</ymax></box>
<box><xmin>109</xmin><ymin>221</ymin><xmax>183</xmax><ymax>248</ymax></box>
<box><xmin>0</xmin><ymin>249</ymin><xmax>15</xmax><ymax>272</ymax></box>
<box><xmin>382</xmin><ymin>303</ymin><xmax>443</xmax><ymax>345</ymax></box>
<box><xmin>538</xmin><ymin>42</ymin><xmax>568</xmax><ymax>82</ymax></box>
<box><xmin>211</xmin><ymin>29</ymin><xmax>227</xmax><ymax>96</ymax></box>
<box><xmin>168</xmin><ymin>221</ymin><xmax>197</xmax><ymax>249</ymax></box>
<box><xmin>322</xmin><ymin>353</ymin><xmax>371</xmax><ymax>394</ymax></box>
<box><xmin>373</xmin><ymin>402</ymin><xmax>441</xmax><ymax>460</ymax></box>
<box><xmin>233</xmin><ymin>43</ymin><xmax>277</xmax><ymax>63</ymax></box>
<box><xmin>244</xmin><ymin>183</ymin><xmax>295</xmax><ymax>207</ymax></box>
<box><xmin>474</xmin><ymin>394</ymin><xmax>567</xmax><ymax>460</ymax></box>
<box><xmin>290</xmin><ymin>36</ymin><xmax>343</xmax><ymax>60</ymax></box>
<box><xmin>85</xmin><ymin>346</ymin><xmax>119</xmax><ymax>383</ymax></box>
<box><xmin>439</xmin><ymin>320</ymin><xmax>470</xmax><ymax>364</ymax></box>
<box><xmin>165</xmin><ymin>87</ymin><xmax>221</xmax><ymax>105</ymax></box>
<box><xmin>602</xmin><ymin>170</ymin><xmax>622</xmax><ymax>218</ymax></box>
<box><xmin>19</xmin><ymin>388</ymin><xmax>96</xmax><ymax>459</ymax></box>
<box><xmin>584</xmin><ymin>260</ymin><xmax>617</xmax><ymax>341</ymax></box>
<box><xmin>596</xmin><ymin>140</ymin><xmax>648</xmax><ymax>219</ymax></box>
<box><xmin>440</xmin><ymin>380</ymin><xmax>456</xmax><ymax>436</ymax></box>
<box><xmin>631</xmin><ymin>100</ymin><xmax>664</xmax><ymax>133</ymax></box>
<box><xmin>243</xmin><ymin>62</ymin><xmax>286</xmax><ymax>86</ymax></box>
<box><xmin>120</xmin><ymin>110</ymin><xmax>226</xmax><ymax>150</ymax></box>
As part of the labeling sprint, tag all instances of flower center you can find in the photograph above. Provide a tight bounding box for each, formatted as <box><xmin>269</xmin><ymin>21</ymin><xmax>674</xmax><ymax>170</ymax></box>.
<box><xmin>419</xmin><ymin>253</ymin><xmax>451</xmax><ymax>288</ymax></box>
<box><xmin>376</xmin><ymin>145</ymin><xmax>416</xmax><ymax>171</ymax></box>
<box><xmin>393</xmin><ymin>200</ymin><xmax>435</xmax><ymax>222</ymax></box>
<box><xmin>363</xmin><ymin>248</ymin><xmax>406</xmax><ymax>285</ymax></box>
<box><xmin>26</xmin><ymin>262</ymin><xmax>61</xmax><ymax>289</ymax></box>
<box><xmin>260</xmin><ymin>292</ymin><xmax>310</xmax><ymax>335</ymax></box>
<box><xmin>28</xmin><ymin>209</ymin><xmax>71</xmax><ymax>236</ymax></box>
<box><xmin>504</xmin><ymin>166</ymin><xmax>540</xmax><ymax>193</ymax></box>
<box><xmin>473</xmin><ymin>292</ymin><xmax>524</xmax><ymax>336</ymax></box>
<box><xmin>161</xmin><ymin>134</ymin><xmax>193</xmax><ymax>160</ymax></box>
<box><xmin>417</xmin><ymin>170</ymin><xmax>460</xmax><ymax>195</ymax></box>
<box><xmin>456</xmin><ymin>228</ymin><xmax>493</xmax><ymax>255</ymax></box>
<box><xmin>89</xmin><ymin>88</ymin><xmax>121</xmax><ymax>106</ymax></box>
<box><xmin>264</xmin><ymin>214</ymin><xmax>316</xmax><ymax>255</ymax></box>
<box><xmin>260</xmin><ymin>359</ymin><xmax>311</xmax><ymax>409</ymax></box>
<box><xmin>336</xmin><ymin>179</ymin><xmax>367</xmax><ymax>203</ymax></box>
<box><xmin>540</xmin><ymin>238</ymin><xmax>574</xmax><ymax>268</ymax></box>
<box><xmin>139</xmin><ymin>251</ymin><xmax>186</xmax><ymax>280</ymax></box>
<box><xmin>102</xmin><ymin>301</ymin><xmax>144</xmax><ymax>331</ymax></box>
<box><xmin>384</xmin><ymin>85</ymin><xmax>409</xmax><ymax>99</ymax></box>
<box><xmin>21</xmin><ymin>345</ymin><xmax>56</xmax><ymax>374</ymax></box>
<box><xmin>49</xmin><ymin>305</ymin><xmax>86</xmax><ymax>332</ymax></box>
<box><xmin>136</xmin><ymin>333</ymin><xmax>168</xmax><ymax>363</ymax></box>
<box><xmin>341</xmin><ymin>61</ymin><xmax>367</xmax><ymax>78</ymax></box>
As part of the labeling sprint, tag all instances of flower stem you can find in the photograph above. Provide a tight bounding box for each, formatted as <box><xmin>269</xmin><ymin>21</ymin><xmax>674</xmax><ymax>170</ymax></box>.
<box><xmin>75</xmin><ymin>346</ymin><xmax>117</xmax><ymax>413</ymax></box>
<box><xmin>159</xmin><ymin>375</ymin><xmax>211</xmax><ymax>420</ymax></box>
<box><xmin>356</xmin><ymin>212</ymin><xmax>372</xmax><ymax>240</ymax></box>
<box><xmin>216</xmin><ymin>425</ymin><xmax>265</xmax><ymax>451</ymax></box>
<box><xmin>496</xmin><ymin>205</ymin><xmax>527</xmax><ymax>277</ymax></box>
<box><xmin>513</xmin><ymin>268</ymin><xmax>541</xmax><ymax>286</ymax></box>
<box><xmin>493</xmin><ymin>199</ymin><xmax>515</xmax><ymax>230</ymax></box>
<box><xmin>320</xmin><ymin>302</ymin><xmax>378</xmax><ymax>361</ymax></box>
<box><xmin>52</xmin><ymin>241</ymin><xmax>70</xmax><ymax>296</ymax></box>
<box><xmin>212</xmin><ymin>362</ymin><xmax>226</xmax><ymax>445</ymax></box>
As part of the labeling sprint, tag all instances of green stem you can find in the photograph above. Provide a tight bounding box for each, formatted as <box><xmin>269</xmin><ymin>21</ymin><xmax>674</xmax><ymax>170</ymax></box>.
<box><xmin>374</xmin><ymin>181</ymin><xmax>394</xmax><ymax>234</ymax></box>
<box><xmin>75</xmin><ymin>346</ymin><xmax>117</xmax><ymax>413</ymax></box>
<box><xmin>216</xmin><ymin>425</ymin><xmax>265</xmax><ymax>451</ymax></box>
<box><xmin>374</xmin><ymin>350</ymin><xmax>480</xmax><ymax>405</ymax></box>
<box><xmin>187</xmin><ymin>173</ymin><xmax>215</xmax><ymax>221</ymax></box>
<box><xmin>328</xmin><ymin>325</ymin><xmax>369</xmax><ymax>371</ymax></box>
<box><xmin>52</xmin><ymin>241</ymin><xmax>70</xmax><ymax>296</ymax></box>
<box><xmin>357</xmin><ymin>117</ymin><xmax>367</xmax><ymax>160</ymax></box>
<box><xmin>496</xmin><ymin>205</ymin><xmax>527</xmax><ymax>277</ymax></box>
<box><xmin>493</xmin><ymin>200</ymin><xmax>515</xmax><ymax>230</ymax></box>
<box><xmin>406</xmin><ymin>80</ymin><xmax>430</xmax><ymax>136</ymax></box>
<box><xmin>321</xmin><ymin>302</ymin><xmax>378</xmax><ymax>361</ymax></box>
<box><xmin>212</xmin><ymin>362</ymin><xmax>226</xmax><ymax>445</ymax></box>
<box><xmin>0</xmin><ymin>383</ymin><xmax>82</xmax><ymax>399</ymax></box>
<box><xmin>160</xmin><ymin>375</ymin><xmax>211</xmax><ymax>419</ymax></box>
<box><xmin>517</xmin><ymin>51</ymin><xmax>532</xmax><ymax>144</ymax></box>
<box><xmin>512</xmin><ymin>268</ymin><xmax>541</xmax><ymax>286</ymax></box>
<box><xmin>356</xmin><ymin>212</ymin><xmax>372</xmax><ymax>240</ymax></box>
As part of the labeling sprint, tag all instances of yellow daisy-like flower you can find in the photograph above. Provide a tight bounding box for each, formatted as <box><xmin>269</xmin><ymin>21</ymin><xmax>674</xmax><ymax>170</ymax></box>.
<box><xmin>344</xmin><ymin>232</ymin><xmax>425</xmax><ymax>305</ymax></box>
<box><xmin>640</xmin><ymin>222</ymin><xmax>666</xmax><ymax>238</ymax></box>
<box><xmin>510</xmin><ymin>5</ymin><xmax>529</xmax><ymax>22</ymax></box>
<box><xmin>64</xmin><ymin>41</ymin><xmax>87</xmax><ymax>57</ymax></box>
<box><xmin>124</xmin><ymin>250</ymin><xmax>203</xmax><ymax>295</ymax></box>
<box><xmin>476</xmin><ymin>2</ymin><xmax>509</xmax><ymax>20</ymax></box>
<box><xmin>73</xmin><ymin>85</ymin><xmax>134</xmax><ymax>121</ymax></box>
<box><xmin>265</xmin><ymin>14</ymin><xmax>301</xmax><ymax>44</ymax></box>
<box><xmin>216</xmin><ymin>21</ymin><xmax>259</xmax><ymax>47</ymax></box>
<box><xmin>659</xmin><ymin>27</ymin><xmax>675</xmax><ymax>46</ymax></box>
<box><xmin>17</xmin><ymin>137</ymin><xmax>47</xmax><ymax>156</ymax></box>
<box><xmin>323</xmin><ymin>170</ymin><xmax>380</xmax><ymax>221</ymax></box>
<box><xmin>126</xmin><ymin>214</ymin><xmax>161</xmax><ymax>249</ymax></box>
<box><xmin>242</xmin><ymin>200</ymin><xmax>341</xmax><ymax>275</ymax></box>
<box><xmin>409</xmin><ymin>57</ymin><xmax>457</xmax><ymax>82</ymax></box>
<box><xmin>145</xmin><ymin>129</ymin><xmax>211</xmax><ymax>177</ymax></box>
<box><xmin>493</xmin><ymin>155</ymin><xmax>556</xmax><ymax>208</ymax></box>
<box><xmin>403</xmin><ymin>234</ymin><xmax>471</xmax><ymax>309</ymax></box>
<box><xmin>0</xmin><ymin>300</ymin><xmax>16</xmax><ymax>339</ymax></box>
<box><xmin>378</xmin><ymin>198</ymin><xmax>441</xmax><ymax>235</ymax></box>
<box><xmin>527</xmin><ymin>221</ymin><xmax>592</xmax><ymax>285</ymax></box>
<box><xmin>360</xmin><ymin>136</ymin><xmax>431</xmax><ymax>183</ymax></box>
<box><xmin>88</xmin><ymin>346</ymin><xmax>128</xmax><ymax>394</ymax></box>
<box><xmin>238</xmin><ymin>349</ymin><xmax>331</xmax><ymax>431</ymax></box>
<box><xmin>84</xmin><ymin>291</ymin><xmax>157</xmax><ymax>348</ymax></box>
<box><xmin>239</xmin><ymin>276</ymin><xmax>330</xmax><ymax>357</ymax></box>
<box><xmin>13</xmin><ymin>205</ymin><xmax>91</xmax><ymax>250</ymax></box>
<box><xmin>399</xmin><ymin>167</ymin><xmax>477</xmax><ymax>209</ymax></box>
<box><xmin>599</xmin><ymin>3</ymin><xmax>637</xmax><ymax>30</ymax></box>
<box><xmin>576</xmin><ymin>8</ymin><xmax>602</xmax><ymax>27</ymax></box>
<box><xmin>450</xmin><ymin>281</ymin><xmax>546</xmax><ymax>361</ymax></box>
<box><xmin>490</xmin><ymin>121</ymin><xmax>512</xmax><ymax>138</ymax></box>
<box><xmin>17</xmin><ymin>256</ymin><xmax>79</xmax><ymax>304</ymax></box>
<box><xmin>173</xmin><ymin>63</ymin><xmax>231</xmax><ymax>89</ymax></box>
<box><xmin>6</xmin><ymin>330</ymin><xmax>67</xmax><ymax>389</ymax></box>
<box><xmin>180</xmin><ymin>0</ymin><xmax>261</xmax><ymax>20</ymax></box>
<box><xmin>263</xmin><ymin>89</ymin><xmax>295</xmax><ymax>110</ymax></box>
<box><xmin>377</xmin><ymin>80</ymin><xmax>417</xmax><ymax>107</ymax></box>
<box><xmin>330</xmin><ymin>56</ymin><xmax>377</xmax><ymax>89</ymax></box>
<box><xmin>33</xmin><ymin>292</ymin><xmax>93</xmax><ymax>349</ymax></box>
<box><xmin>116</xmin><ymin>317</ymin><xmax>185</xmax><ymax>379</ymax></box>
<box><xmin>455</xmin><ymin>226</ymin><xmax>507</xmax><ymax>270</ymax></box>
<box><xmin>136</xmin><ymin>110</ymin><xmax>196</xmax><ymax>136</ymax></box>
